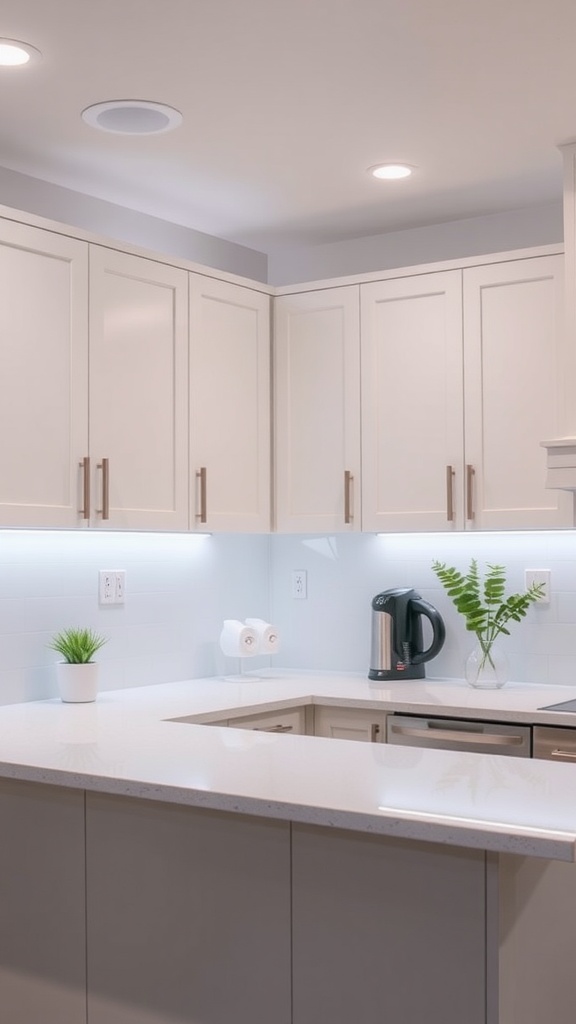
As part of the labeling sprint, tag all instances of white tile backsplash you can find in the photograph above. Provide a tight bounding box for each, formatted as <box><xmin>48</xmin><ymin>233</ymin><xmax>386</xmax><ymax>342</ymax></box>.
<box><xmin>0</xmin><ymin>531</ymin><xmax>271</xmax><ymax>704</ymax></box>
<box><xmin>269</xmin><ymin>531</ymin><xmax>576</xmax><ymax>686</ymax></box>
<box><xmin>3</xmin><ymin>528</ymin><xmax>576</xmax><ymax>705</ymax></box>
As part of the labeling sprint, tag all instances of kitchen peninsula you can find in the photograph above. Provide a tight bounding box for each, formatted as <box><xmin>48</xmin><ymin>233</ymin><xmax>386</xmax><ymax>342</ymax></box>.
<box><xmin>2</xmin><ymin>671</ymin><xmax>576</xmax><ymax>1024</ymax></box>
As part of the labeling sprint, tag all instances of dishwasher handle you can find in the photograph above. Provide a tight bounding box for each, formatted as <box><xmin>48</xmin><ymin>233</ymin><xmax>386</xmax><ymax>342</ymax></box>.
<box><xmin>387</xmin><ymin>715</ymin><xmax>532</xmax><ymax>756</ymax></box>
<box><xmin>389</xmin><ymin>723</ymin><xmax>525</xmax><ymax>746</ymax></box>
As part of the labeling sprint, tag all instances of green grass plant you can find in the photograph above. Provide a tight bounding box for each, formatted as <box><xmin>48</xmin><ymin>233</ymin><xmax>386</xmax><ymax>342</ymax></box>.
<box><xmin>49</xmin><ymin>627</ymin><xmax>108</xmax><ymax>664</ymax></box>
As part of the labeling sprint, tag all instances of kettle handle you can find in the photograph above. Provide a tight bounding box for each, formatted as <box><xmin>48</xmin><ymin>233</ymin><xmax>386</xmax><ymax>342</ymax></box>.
<box><xmin>409</xmin><ymin>598</ymin><xmax>446</xmax><ymax>665</ymax></box>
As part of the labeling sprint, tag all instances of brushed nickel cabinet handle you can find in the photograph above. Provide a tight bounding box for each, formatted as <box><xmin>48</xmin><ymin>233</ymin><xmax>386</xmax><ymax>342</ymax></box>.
<box><xmin>371</xmin><ymin>723</ymin><xmax>381</xmax><ymax>743</ymax></box>
<box><xmin>344</xmin><ymin>470</ymin><xmax>353</xmax><ymax>524</ymax></box>
<box><xmin>254</xmin><ymin>724</ymin><xmax>294</xmax><ymax>733</ymax></box>
<box><xmin>466</xmin><ymin>464</ymin><xmax>475</xmax><ymax>521</ymax></box>
<box><xmin>196</xmin><ymin>467</ymin><xmax>207</xmax><ymax>523</ymax></box>
<box><xmin>446</xmin><ymin>465</ymin><xmax>455</xmax><ymax>522</ymax></box>
<box><xmin>97</xmin><ymin>458</ymin><xmax>110</xmax><ymax>520</ymax></box>
<box><xmin>551</xmin><ymin>749</ymin><xmax>576</xmax><ymax>759</ymax></box>
<box><xmin>79</xmin><ymin>456</ymin><xmax>90</xmax><ymax>520</ymax></box>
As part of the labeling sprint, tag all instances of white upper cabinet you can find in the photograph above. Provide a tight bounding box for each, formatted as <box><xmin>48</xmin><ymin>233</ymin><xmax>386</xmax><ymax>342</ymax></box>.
<box><xmin>0</xmin><ymin>205</ymin><xmax>567</xmax><ymax>536</ymax></box>
<box><xmin>274</xmin><ymin>286</ymin><xmax>361</xmax><ymax>532</ymax></box>
<box><xmin>463</xmin><ymin>255</ymin><xmax>572</xmax><ymax>529</ymax></box>
<box><xmin>189</xmin><ymin>274</ymin><xmax>270</xmax><ymax>532</ymax></box>
<box><xmin>0</xmin><ymin>221</ymin><xmax>89</xmax><ymax>528</ymax></box>
<box><xmin>361</xmin><ymin>271</ymin><xmax>464</xmax><ymax>532</ymax></box>
<box><xmin>361</xmin><ymin>254</ymin><xmax>571</xmax><ymax>532</ymax></box>
<box><xmin>89</xmin><ymin>247</ymin><xmax>189</xmax><ymax>530</ymax></box>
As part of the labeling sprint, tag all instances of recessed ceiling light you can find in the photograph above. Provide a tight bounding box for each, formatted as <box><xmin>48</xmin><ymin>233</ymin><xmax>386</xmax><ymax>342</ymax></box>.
<box><xmin>0</xmin><ymin>38</ymin><xmax>42</xmax><ymax>66</ymax></box>
<box><xmin>81</xmin><ymin>100</ymin><xmax>183</xmax><ymax>135</ymax></box>
<box><xmin>369</xmin><ymin>163</ymin><xmax>414</xmax><ymax>180</ymax></box>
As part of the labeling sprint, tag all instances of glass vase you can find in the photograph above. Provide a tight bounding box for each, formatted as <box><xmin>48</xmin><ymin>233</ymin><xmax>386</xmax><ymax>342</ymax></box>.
<box><xmin>465</xmin><ymin>640</ymin><xmax>509</xmax><ymax>690</ymax></box>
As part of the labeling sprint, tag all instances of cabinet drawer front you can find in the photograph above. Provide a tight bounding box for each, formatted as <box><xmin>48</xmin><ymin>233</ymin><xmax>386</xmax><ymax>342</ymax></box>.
<box><xmin>228</xmin><ymin>707</ymin><xmax>306</xmax><ymax>734</ymax></box>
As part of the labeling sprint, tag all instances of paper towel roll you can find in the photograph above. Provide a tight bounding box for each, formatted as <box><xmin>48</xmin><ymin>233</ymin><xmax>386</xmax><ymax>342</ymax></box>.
<box><xmin>219</xmin><ymin>619</ymin><xmax>259</xmax><ymax>658</ymax></box>
<box><xmin>245</xmin><ymin>618</ymin><xmax>280</xmax><ymax>654</ymax></box>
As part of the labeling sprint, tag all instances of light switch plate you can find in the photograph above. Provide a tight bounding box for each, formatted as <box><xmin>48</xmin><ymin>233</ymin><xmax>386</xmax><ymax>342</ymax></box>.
<box><xmin>525</xmin><ymin>569</ymin><xmax>550</xmax><ymax>603</ymax></box>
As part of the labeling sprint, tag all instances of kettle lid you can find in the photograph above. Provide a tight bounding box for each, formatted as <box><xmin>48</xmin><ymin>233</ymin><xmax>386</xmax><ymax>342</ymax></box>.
<box><xmin>371</xmin><ymin>587</ymin><xmax>420</xmax><ymax>611</ymax></box>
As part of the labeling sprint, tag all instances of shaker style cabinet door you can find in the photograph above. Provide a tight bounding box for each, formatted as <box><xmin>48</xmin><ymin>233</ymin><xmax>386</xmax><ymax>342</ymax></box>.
<box><xmin>313</xmin><ymin>706</ymin><xmax>387</xmax><ymax>742</ymax></box>
<box><xmin>89</xmin><ymin>246</ymin><xmax>189</xmax><ymax>530</ymax></box>
<box><xmin>189</xmin><ymin>274</ymin><xmax>271</xmax><ymax>532</ymax></box>
<box><xmin>464</xmin><ymin>254</ymin><xmax>573</xmax><ymax>529</ymax></box>
<box><xmin>274</xmin><ymin>286</ymin><xmax>361</xmax><ymax>532</ymax></box>
<box><xmin>0</xmin><ymin>220</ymin><xmax>89</xmax><ymax>528</ymax></box>
<box><xmin>361</xmin><ymin>271</ymin><xmax>464</xmax><ymax>532</ymax></box>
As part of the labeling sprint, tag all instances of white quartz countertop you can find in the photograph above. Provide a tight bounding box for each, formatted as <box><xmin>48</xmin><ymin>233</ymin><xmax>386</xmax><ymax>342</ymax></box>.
<box><xmin>3</xmin><ymin>670</ymin><xmax>576</xmax><ymax>861</ymax></box>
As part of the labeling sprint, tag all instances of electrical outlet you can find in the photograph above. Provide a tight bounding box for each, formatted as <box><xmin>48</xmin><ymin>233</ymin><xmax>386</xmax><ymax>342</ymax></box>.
<box><xmin>115</xmin><ymin>570</ymin><xmax>126</xmax><ymax>603</ymax></box>
<box><xmin>292</xmin><ymin>570</ymin><xmax>307</xmax><ymax>599</ymax></box>
<box><xmin>99</xmin><ymin>570</ymin><xmax>126</xmax><ymax>605</ymax></box>
<box><xmin>525</xmin><ymin>569</ymin><xmax>550</xmax><ymax>604</ymax></box>
<box><xmin>99</xmin><ymin>570</ymin><xmax>115</xmax><ymax>604</ymax></box>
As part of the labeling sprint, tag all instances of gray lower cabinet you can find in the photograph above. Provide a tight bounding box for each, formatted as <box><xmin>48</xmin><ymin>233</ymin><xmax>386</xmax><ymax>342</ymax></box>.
<box><xmin>291</xmin><ymin>823</ymin><xmax>487</xmax><ymax>1024</ymax></box>
<box><xmin>0</xmin><ymin>779</ymin><xmax>86</xmax><ymax>1024</ymax></box>
<box><xmin>85</xmin><ymin>793</ymin><xmax>291</xmax><ymax>1024</ymax></box>
<box><xmin>0</xmin><ymin>781</ymin><xmax>492</xmax><ymax>1024</ymax></box>
<box><xmin>499</xmin><ymin>853</ymin><xmax>576</xmax><ymax>1024</ymax></box>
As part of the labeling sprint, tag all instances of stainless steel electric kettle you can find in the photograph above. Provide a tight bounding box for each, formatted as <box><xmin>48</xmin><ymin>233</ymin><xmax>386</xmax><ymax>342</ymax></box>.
<box><xmin>368</xmin><ymin>588</ymin><xmax>446</xmax><ymax>681</ymax></box>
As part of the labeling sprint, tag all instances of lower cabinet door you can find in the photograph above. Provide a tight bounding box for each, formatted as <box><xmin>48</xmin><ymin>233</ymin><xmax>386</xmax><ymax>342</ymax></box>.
<box><xmin>292</xmin><ymin>824</ymin><xmax>486</xmax><ymax>1024</ymax></box>
<box><xmin>85</xmin><ymin>793</ymin><xmax>291</xmax><ymax>1024</ymax></box>
<box><xmin>0</xmin><ymin>780</ymin><xmax>86</xmax><ymax>1024</ymax></box>
<box><xmin>314</xmin><ymin>705</ymin><xmax>387</xmax><ymax>742</ymax></box>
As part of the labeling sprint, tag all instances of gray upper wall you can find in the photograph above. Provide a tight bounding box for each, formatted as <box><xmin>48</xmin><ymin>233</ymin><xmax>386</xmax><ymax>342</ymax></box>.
<box><xmin>0</xmin><ymin>164</ymin><xmax>268</xmax><ymax>282</ymax></box>
<box><xmin>0</xmin><ymin>163</ymin><xmax>564</xmax><ymax>286</ymax></box>
<box><xmin>267</xmin><ymin>202</ymin><xmax>564</xmax><ymax>286</ymax></box>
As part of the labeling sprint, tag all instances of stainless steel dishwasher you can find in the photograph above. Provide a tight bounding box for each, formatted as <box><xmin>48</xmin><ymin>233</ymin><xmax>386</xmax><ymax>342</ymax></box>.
<box><xmin>387</xmin><ymin>714</ymin><xmax>532</xmax><ymax>757</ymax></box>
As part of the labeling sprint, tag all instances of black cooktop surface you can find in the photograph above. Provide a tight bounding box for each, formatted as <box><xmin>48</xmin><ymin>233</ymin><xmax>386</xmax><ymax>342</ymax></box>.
<box><xmin>538</xmin><ymin>698</ymin><xmax>576</xmax><ymax>713</ymax></box>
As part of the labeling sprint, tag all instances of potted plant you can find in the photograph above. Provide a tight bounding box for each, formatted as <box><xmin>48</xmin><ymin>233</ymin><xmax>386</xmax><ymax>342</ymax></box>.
<box><xmin>48</xmin><ymin>627</ymin><xmax>108</xmax><ymax>703</ymax></box>
<box><xmin>431</xmin><ymin>559</ymin><xmax>544</xmax><ymax>689</ymax></box>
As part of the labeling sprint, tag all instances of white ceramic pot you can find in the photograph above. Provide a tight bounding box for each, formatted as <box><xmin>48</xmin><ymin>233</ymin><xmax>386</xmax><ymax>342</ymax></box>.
<box><xmin>57</xmin><ymin>662</ymin><xmax>99</xmax><ymax>703</ymax></box>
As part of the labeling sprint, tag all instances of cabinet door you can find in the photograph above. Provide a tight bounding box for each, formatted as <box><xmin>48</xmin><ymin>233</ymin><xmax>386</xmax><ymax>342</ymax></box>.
<box><xmin>292</xmin><ymin>825</ymin><xmax>486</xmax><ymax>1024</ymax></box>
<box><xmin>189</xmin><ymin>275</ymin><xmax>270</xmax><ymax>532</ymax></box>
<box><xmin>274</xmin><ymin>286</ymin><xmax>361</xmax><ymax>532</ymax></box>
<box><xmin>0</xmin><ymin>779</ymin><xmax>86</xmax><ymax>1024</ymax></box>
<box><xmin>86</xmin><ymin>794</ymin><xmax>291</xmax><ymax>1024</ymax></box>
<box><xmin>89</xmin><ymin>247</ymin><xmax>189</xmax><ymax>530</ymax></box>
<box><xmin>361</xmin><ymin>272</ymin><xmax>464</xmax><ymax>532</ymax></box>
<box><xmin>314</xmin><ymin>705</ymin><xmax>386</xmax><ymax>742</ymax></box>
<box><xmin>0</xmin><ymin>221</ymin><xmax>88</xmax><ymax>527</ymax></box>
<box><xmin>464</xmin><ymin>255</ymin><xmax>573</xmax><ymax>529</ymax></box>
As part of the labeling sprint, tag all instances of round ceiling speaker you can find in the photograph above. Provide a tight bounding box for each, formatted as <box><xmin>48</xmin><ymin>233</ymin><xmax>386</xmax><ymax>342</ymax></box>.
<box><xmin>81</xmin><ymin>100</ymin><xmax>183</xmax><ymax>135</ymax></box>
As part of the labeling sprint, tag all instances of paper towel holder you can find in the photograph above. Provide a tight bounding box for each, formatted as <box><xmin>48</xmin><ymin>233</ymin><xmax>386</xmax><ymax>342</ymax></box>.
<box><xmin>219</xmin><ymin>618</ymin><xmax>280</xmax><ymax>682</ymax></box>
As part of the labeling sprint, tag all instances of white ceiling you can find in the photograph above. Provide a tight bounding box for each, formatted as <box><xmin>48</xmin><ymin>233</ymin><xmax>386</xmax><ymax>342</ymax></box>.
<box><xmin>1</xmin><ymin>0</ymin><xmax>575</xmax><ymax>254</ymax></box>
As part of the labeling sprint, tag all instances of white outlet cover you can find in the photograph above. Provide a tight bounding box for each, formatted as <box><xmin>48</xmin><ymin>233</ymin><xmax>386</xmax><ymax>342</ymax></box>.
<box><xmin>525</xmin><ymin>569</ymin><xmax>551</xmax><ymax>603</ymax></box>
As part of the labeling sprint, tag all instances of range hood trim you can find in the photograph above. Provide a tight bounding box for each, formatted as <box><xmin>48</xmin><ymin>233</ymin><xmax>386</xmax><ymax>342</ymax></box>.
<box><xmin>541</xmin><ymin>438</ymin><xmax>576</xmax><ymax>490</ymax></box>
